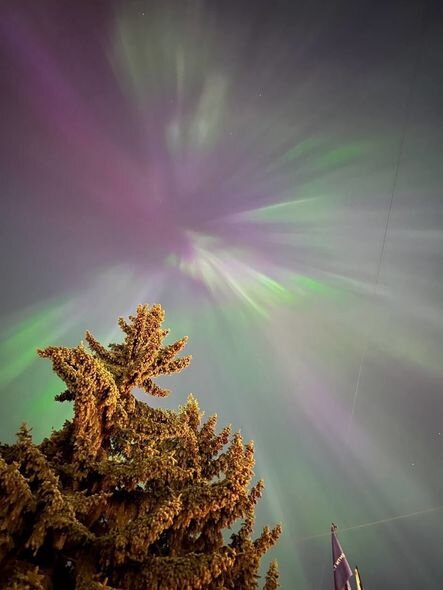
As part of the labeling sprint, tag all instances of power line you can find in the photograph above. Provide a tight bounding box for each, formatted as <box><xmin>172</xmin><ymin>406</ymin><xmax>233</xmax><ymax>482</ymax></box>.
<box><xmin>296</xmin><ymin>505</ymin><xmax>443</xmax><ymax>543</ymax></box>
<box><xmin>346</xmin><ymin>1</ymin><xmax>427</xmax><ymax>439</ymax></box>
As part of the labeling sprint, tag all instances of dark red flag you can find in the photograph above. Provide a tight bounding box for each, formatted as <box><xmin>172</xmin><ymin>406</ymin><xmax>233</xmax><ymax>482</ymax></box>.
<box><xmin>331</xmin><ymin>524</ymin><xmax>353</xmax><ymax>590</ymax></box>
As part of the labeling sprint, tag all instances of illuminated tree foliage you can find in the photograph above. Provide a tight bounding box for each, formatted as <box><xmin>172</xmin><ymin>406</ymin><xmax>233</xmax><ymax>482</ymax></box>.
<box><xmin>0</xmin><ymin>304</ymin><xmax>281</xmax><ymax>589</ymax></box>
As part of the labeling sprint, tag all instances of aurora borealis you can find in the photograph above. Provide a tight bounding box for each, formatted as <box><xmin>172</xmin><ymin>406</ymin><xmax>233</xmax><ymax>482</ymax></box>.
<box><xmin>0</xmin><ymin>0</ymin><xmax>442</xmax><ymax>587</ymax></box>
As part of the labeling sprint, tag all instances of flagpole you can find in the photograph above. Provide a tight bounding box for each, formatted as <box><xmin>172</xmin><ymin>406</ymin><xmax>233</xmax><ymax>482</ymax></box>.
<box><xmin>354</xmin><ymin>566</ymin><xmax>364</xmax><ymax>590</ymax></box>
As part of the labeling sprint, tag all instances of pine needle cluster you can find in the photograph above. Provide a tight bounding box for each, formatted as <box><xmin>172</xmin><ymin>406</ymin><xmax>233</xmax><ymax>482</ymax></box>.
<box><xmin>0</xmin><ymin>304</ymin><xmax>281</xmax><ymax>589</ymax></box>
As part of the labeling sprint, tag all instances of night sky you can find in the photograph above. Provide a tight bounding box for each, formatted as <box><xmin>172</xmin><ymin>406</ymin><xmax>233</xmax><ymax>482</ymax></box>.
<box><xmin>1</xmin><ymin>1</ymin><xmax>442</xmax><ymax>588</ymax></box>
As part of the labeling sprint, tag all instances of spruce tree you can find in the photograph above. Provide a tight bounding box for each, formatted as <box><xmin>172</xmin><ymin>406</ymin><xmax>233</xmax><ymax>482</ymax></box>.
<box><xmin>0</xmin><ymin>304</ymin><xmax>281</xmax><ymax>589</ymax></box>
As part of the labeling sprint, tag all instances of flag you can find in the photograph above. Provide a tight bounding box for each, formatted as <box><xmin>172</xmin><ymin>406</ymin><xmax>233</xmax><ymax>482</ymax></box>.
<box><xmin>331</xmin><ymin>524</ymin><xmax>353</xmax><ymax>590</ymax></box>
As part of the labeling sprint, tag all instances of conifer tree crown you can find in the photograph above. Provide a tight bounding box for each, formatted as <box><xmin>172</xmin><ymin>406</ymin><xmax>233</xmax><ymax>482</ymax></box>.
<box><xmin>0</xmin><ymin>304</ymin><xmax>281</xmax><ymax>589</ymax></box>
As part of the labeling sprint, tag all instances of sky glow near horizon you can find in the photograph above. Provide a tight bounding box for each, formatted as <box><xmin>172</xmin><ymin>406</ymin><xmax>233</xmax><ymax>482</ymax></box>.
<box><xmin>0</xmin><ymin>1</ymin><xmax>442</xmax><ymax>587</ymax></box>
